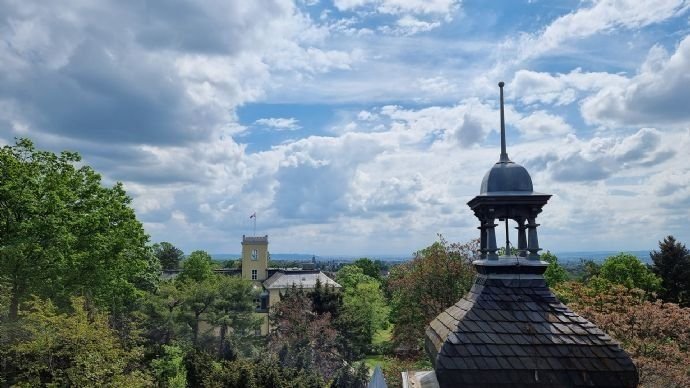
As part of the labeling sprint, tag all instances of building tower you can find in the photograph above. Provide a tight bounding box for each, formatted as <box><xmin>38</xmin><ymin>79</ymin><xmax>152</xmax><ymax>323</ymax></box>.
<box><xmin>424</xmin><ymin>82</ymin><xmax>638</xmax><ymax>387</ymax></box>
<box><xmin>241</xmin><ymin>235</ymin><xmax>269</xmax><ymax>284</ymax></box>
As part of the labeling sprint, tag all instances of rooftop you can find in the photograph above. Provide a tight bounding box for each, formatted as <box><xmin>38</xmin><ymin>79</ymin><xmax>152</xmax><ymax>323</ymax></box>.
<box><xmin>425</xmin><ymin>274</ymin><xmax>638</xmax><ymax>387</ymax></box>
<box><xmin>263</xmin><ymin>270</ymin><xmax>341</xmax><ymax>290</ymax></box>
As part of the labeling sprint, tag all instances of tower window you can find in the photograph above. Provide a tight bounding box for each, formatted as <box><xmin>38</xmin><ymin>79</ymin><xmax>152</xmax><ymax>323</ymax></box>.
<box><xmin>251</xmin><ymin>249</ymin><xmax>258</xmax><ymax>260</ymax></box>
<box><xmin>251</xmin><ymin>269</ymin><xmax>258</xmax><ymax>280</ymax></box>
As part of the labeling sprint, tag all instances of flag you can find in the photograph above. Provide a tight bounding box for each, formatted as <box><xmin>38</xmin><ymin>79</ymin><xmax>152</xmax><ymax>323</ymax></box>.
<box><xmin>249</xmin><ymin>212</ymin><xmax>256</xmax><ymax>219</ymax></box>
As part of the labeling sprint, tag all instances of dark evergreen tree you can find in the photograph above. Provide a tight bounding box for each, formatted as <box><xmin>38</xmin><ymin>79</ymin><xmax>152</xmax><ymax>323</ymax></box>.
<box><xmin>353</xmin><ymin>258</ymin><xmax>382</xmax><ymax>281</ymax></box>
<box><xmin>330</xmin><ymin>362</ymin><xmax>369</xmax><ymax>388</ymax></box>
<box><xmin>153</xmin><ymin>242</ymin><xmax>184</xmax><ymax>270</ymax></box>
<box><xmin>651</xmin><ymin>236</ymin><xmax>690</xmax><ymax>306</ymax></box>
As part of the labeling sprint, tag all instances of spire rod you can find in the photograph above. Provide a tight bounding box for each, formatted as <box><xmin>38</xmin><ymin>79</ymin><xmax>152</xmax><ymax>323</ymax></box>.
<box><xmin>498</xmin><ymin>81</ymin><xmax>510</xmax><ymax>163</ymax></box>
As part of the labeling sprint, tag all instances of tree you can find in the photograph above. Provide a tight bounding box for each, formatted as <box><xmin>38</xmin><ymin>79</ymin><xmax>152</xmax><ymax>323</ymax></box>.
<box><xmin>540</xmin><ymin>251</ymin><xmax>569</xmax><ymax>287</ymax></box>
<box><xmin>179</xmin><ymin>277</ymin><xmax>218</xmax><ymax>346</ymax></box>
<box><xmin>5</xmin><ymin>296</ymin><xmax>150</xmax><ymax>386</ymax></box>
<box><xmin>208</xmin><ymin>276</ymin><xmax>261</xmax><ymax>359</ymax></box>
<box><xmin>154</xmin><ymin>242</ymin><xmax>184</xmax><ymax>270</ymax></box>
<box><xmin>563</xmin><ymin>282</ymin><xmax>690</xmax><ymax>387</ymax></box>
<box><xmin>151</xmin><ymin>345</ymin><xmax>187</xmax><ymax>388</ymax></box>
<box><xmin>269</xmin><ymin>287</ymin><xmax>341</xmax><ymax>380</ymax></box>
<box><xmin>352</xmin><ymin>258</ymin><xmax>382</xmax><ymax>281</ymax></box>
<box><xmin>651</xmin><ymin>236</ymin><xmax>690</xmax><ymax>306</ymax></box>
<box><xmin>0</xmin><ymin>139</ymin><xmax>154</xmax><ymax>319</ymax></box>
<box><xmin>179</xmin><ymin>250</ymin><xmax>213</xmax><ymax>283</ymax></box>
<box><xmin>597</xmin><ymin>253</ymin><xmax>661</xmax><ymax>295</ymax></box>
<box><xmin>387</xmin><ymin>238</ymin><xmax>477</xmax><ymax>354</ymax></box>
<box><xmin>336</xmin><ymin>266</ymin><xmax>388</xmax><ymax>359</ymax></box>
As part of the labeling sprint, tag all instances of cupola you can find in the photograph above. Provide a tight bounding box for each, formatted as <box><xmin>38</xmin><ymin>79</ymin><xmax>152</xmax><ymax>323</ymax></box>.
<box><xmin>424</xmin><ymin>82</ymin><xmax>639</xmax><ymax>388</ymax></box>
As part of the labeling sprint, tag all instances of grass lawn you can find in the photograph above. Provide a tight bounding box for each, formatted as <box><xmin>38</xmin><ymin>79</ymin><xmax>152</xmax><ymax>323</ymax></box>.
<box><xmin>363</xmin><ymin>354</ymin><xmax>392</xmax><ymax>371</ymax></box>
<box><xmin>364</xmin><ymin>326</ymin><xmax>394</xmax><ymax>372</ymax></box>
<box><xmin>372</xmin><ymin>325</ymin><xmax>393</xmax><ymax>346</ymax></box>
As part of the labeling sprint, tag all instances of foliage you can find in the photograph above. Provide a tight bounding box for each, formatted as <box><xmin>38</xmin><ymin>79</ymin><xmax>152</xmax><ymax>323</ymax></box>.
<box><xmin>540</xmin><ymin>251</ymin><xmax>569</xmax><ymax>287</ymax></box>
<box><xmin>0</xmin><ymin>139</ymin><xmax>154</xmax><ymax>319</ymax></box>
<box><xmin>4</xmin><ymin>296</ymin><xmax>150</xmax><ymax>387</ymax></box>
<box><xmin>335</xmin><ymin>266</ymin><xmax>389</xmax><ymax>359</ymax></box>
<box><xmin>387</xmin><ymin>237</ymin><xmax>478</xmax><ymax>354</ymax></box>
<box><xmin>597</xmin><ymin>253</ymin><xmax>661</xmax><ymax>296</ymax></box>
<box><xmin>330</xmin><ymin>361</ymin><xmax>369</xmax><ymax>388</ymax></box>
<box><xmin>154</xmin><ymin>242</ymin><xmax>185</xmax><ymax>271</ymax></box>
<box><xmin>269</xmin><ymin>287</ymin><xmax>341</xmax><ymax>380</ymax></box>
<box><xmin>380</xmin><ymin>356</ymin><xmax>432</xmax><ymax>388</ymax></box>
<box><xmin>308</xmin><ymin>279</ymin><xmax>342</xmax><ymax>319</ymax></box>
<box><xmin>563</xmin><ymin>282</ymin><xmax>690</xmax><ymax>387</ymax></box>
<box><xmin>207</xmin><ymin>275</ymin><xmax>261</xmax><ymax>359</ymax></box>
<box><xmin>179</xmin><ymin>250</ymin><xmax>214</xmax><ymax>283</ymax></box>
<box><xmin>185</xmin><ymin>351</ymin><xmax>325</xmax><ymax>388</ymax></box>
<box><xmin>151</xmin><ymin>345</ymin><xmax>187</xmax><ymax>388</ymax></box>
<box><xmin>650</xmin><ymin>235</ymin><xmax>690</xmax><ymax>306</ymax></box>
<box><xmin>352</xmin><ymin>258</ymin><xmax>382</xmax><ymax>281</ymax></box>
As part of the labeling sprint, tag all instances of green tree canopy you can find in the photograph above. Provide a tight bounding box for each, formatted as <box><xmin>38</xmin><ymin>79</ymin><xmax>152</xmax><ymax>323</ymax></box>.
<box><xmin>352</xmin><ymin>258</ymin><xmax>382</xmax><ymax>281</ymax></box>
<box><xmin>5</xmin><ymin>296</ymin><xmax>150</xmax><ymax>386</ymax></box>
<box><xmin>597</xmin><ymin>253</ymin><xmax>661</xmax><ymax>295</ymax></box>
<box><xmin>0</xmin><ymin>139</ymin><xmax>155</xmax><ymax>319</ymax></box>
<box><xmin>387</xmin><ymin>238</ymin><xmax>477</xmax><ymax>354</ymax></box>
<box><xmin>650</xmin><ymin>235</ymin><xmax>690</xmax><ymax>306</ymax></box>
<box><xmin>540</xmin><ymin>251</ymin><xmax>569</xmax><ymax>287</ymax></box>
<box><xmin>179</xmin><ymin>250</ymin><xmax>213</xmax><ymax>283</ymax></box>
<box><xmin>154</xmin><ymin>242</ymin><xmax>184</xmax><ymax>270</ymax></box>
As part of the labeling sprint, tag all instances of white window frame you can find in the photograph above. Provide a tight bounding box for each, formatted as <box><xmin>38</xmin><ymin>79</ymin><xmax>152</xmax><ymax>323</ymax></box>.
<box><xmin>251</xmin><ymin>269</ymin><xmax>258</xmax><ymax>280</ymax></box>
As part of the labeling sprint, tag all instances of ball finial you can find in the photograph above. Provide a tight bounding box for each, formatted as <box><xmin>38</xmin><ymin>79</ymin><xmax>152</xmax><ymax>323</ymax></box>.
<box><xmin>498</xmin><ymin>81</ymin><xmax>505</xmax><ymax>87</ymax></box>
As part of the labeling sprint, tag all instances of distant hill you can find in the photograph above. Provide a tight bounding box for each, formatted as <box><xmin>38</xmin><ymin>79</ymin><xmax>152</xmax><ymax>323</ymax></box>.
<box><xmin>553</xmin><ymin>250</ymin><xmax>651</xmax><ymax>264</ymax></box>
<box><xmin>212</xmin><ymin>250</ymin><xmax>653</xmax><ymax>264</ymax></box>
<box><xmin>211</xmin><ymin>253</ymin><xmax>411</xmax><ymax>262</ymax></box>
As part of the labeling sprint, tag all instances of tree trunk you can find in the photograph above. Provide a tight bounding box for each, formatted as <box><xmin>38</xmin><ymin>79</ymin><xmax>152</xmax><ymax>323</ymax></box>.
<box><xmin>218</xmin><ymin>324</ymin><xmax>227</xmax><ymax>358</ymax></box>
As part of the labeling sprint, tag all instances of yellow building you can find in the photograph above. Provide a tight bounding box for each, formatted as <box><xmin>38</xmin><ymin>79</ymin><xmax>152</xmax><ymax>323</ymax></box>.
<box><xmin>239</xmin><ymin>235</ymin><xmax>341</xmax><ymax>335</ymax></box>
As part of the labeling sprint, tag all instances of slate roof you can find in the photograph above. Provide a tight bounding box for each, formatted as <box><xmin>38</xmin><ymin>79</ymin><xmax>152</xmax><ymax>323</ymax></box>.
<box><xmin>263</xmin><ymin>270</ymin><xmax>341</xmax><ymax>290</ymax></box>
<box><xmin>368</xmin><ymin>365</ymin><xmax>388</xmax><ymax>388</ymax></box>
<box><xmin>425</xmin><ymin>272</ymin><xmax>638</xmax><ymax>388</ymax></box>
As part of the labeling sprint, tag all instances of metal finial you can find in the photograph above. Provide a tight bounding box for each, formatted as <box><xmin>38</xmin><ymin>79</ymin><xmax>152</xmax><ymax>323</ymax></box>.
<box><xmin>498</xmin><ymin>81</ymin><xmax>510</xmax><ymax>163</ymax></box>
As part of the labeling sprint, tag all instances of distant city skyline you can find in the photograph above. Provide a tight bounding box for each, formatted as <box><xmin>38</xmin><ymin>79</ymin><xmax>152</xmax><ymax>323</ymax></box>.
<box><xmin>1</xmin><ymin>1</ymin><xmax>689</xmax><ymax>255</ymax></box>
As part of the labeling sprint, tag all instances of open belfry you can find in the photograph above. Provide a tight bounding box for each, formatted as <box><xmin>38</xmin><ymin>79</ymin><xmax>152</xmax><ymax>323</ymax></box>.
<box><xmin>424</xmin><ymin>83</ymin><xmax>639</xmax><ymax>387</ymax></box>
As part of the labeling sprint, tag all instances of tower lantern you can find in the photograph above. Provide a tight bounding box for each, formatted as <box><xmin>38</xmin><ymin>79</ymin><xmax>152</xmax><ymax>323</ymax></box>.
<box><xmin>423</xmin><ymin>82</ymin><xmax>638</xmax><ymax>388</ymax></box>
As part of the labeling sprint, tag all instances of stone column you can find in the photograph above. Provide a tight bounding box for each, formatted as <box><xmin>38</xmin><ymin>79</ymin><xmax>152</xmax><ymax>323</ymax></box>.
<box><xmin>478</xmin><ymin>221</ymin><xmax>487</xmax><ymax>259</ymax></box>
<box><xmin>515</xmin><ymin>217</ymin><xmax>527</xmax><ymax>257</ymax></box>
<box><xmin>485</xmin><ymin>218</ymin><xmax>499</xmax><ymax>260</ymax></box>
<box><xmin>526</xmin><ymin>216</ymin><xmax>541</xmax><ymax>260</ymax></box>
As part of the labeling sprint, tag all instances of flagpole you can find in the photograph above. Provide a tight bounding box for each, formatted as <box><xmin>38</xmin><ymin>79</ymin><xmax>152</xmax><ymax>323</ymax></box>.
<box><xmin>253</xmin><ymin>213</ymin><xmax>256</xmax><ymax>237</ymax></box>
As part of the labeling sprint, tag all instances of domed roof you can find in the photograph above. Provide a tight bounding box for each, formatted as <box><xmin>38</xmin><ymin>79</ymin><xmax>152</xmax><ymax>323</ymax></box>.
<box><xmin>480</xmin><ymin>160</ymin><xmax>533</xmax><ymax>194</ymax></box>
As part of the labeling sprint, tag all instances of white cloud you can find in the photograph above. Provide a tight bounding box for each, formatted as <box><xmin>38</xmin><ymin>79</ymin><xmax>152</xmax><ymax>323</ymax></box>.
<box><xmin>515</xmin><ymin>0</ymin><xmax>690</xmax><ymax>62</ymax></box>
<box><xmin>511</xmin><ymin>68</ymin><xmax>627</xmax><ymax>106</ymax></box>
<box><xmin>255</xmin><ymin>117</ymin><xmax>301</xmax><ymax>131</ymax></box>
<box><xmin>514</xmin><ymin>111</ymin><xmax>573</xmax><ymax>139</ymax></box>
<box><xmin>582</xmin><ymin>35</ymin><xmax>690</xmax><ymax>127</ymax></box>
<box><xmin>334</xmin><ymin>0</ymin><xmax>460</xmax><ymax>16</ymax></box>
<box><xmin>380</xmin><ymin>15</ymin><xmax>441</xmax><ymax>35</ymax></box>
<box><xmin>523</xmin><ymin>128</ymin><xmax>671</xmax><ymax>182</ymax></box>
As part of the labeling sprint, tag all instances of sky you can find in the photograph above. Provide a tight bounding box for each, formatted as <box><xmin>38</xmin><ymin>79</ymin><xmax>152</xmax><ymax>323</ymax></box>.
<box><xmin>2</xmin><ymin>0</ymin><xmax>690</xmax><ymax>257</ymax></box>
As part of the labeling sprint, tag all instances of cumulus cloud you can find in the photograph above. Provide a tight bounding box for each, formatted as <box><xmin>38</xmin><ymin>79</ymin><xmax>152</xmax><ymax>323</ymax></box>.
<box><xmin>582</xmin><ymin>35</ymin><xmax>690</xmax><ymax>127</ymax></box>
<box><xmin>511</xmin><ymin>69</ymin><xmax>627</xmax><ymax>106</ymax></box>
<box><xmin>334</xmin><ymin>0</ymin><xmax>459</xmax><ymax>15</ymax></box>
<box><xmin>333</xmin><ymin>0</ymin><xmax>459</xmax><ymax>36</ymax></box>
<box><xmin>524</xmin><ymin>128</ymin><xmax>672</xmax><ymax>182</ymax></box>
<box><xmin>514</xmin><ymin>111</ymin><xmax>573</xmax><ymax>139</ymax></box>
<box><xmin>255</xmin><ymin>117</ymin><xmax>301</xmax><ymax>131</ymax></box>
<box><xmin>514</xmin><ymin>0</ymin><xmax>690</xmax><ymax>62</ymax></box>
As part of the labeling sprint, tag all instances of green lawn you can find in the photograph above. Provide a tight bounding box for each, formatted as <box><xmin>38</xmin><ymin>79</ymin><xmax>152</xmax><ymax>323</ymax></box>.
<box><xmin>372</xmin><ymin>325</ymin><xmax>392</xmax><ymax>346</ymax></box>
<box><xmin>363</xmin><ymin>354</ymin><xmax>391</xmax><ymax>371</ymax></box>
<box><xmin>364</xmin><ymin>326</ymin><xmax>394</xmax><ymax>372</ymax></box>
